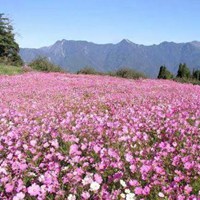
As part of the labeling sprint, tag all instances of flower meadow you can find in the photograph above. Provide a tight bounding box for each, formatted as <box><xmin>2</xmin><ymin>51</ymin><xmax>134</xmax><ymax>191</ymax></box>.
<box><xmin>0</xmin><ymin>73</ymin><xmax>200</xmax><ymax>200</ymax></box>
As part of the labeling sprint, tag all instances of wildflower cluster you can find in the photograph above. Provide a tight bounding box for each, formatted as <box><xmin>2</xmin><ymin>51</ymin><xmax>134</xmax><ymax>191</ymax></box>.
<box><xmin>0</xmin><ymin>73</ymin><xmax>200</xmax><ymax>199</ymax></box>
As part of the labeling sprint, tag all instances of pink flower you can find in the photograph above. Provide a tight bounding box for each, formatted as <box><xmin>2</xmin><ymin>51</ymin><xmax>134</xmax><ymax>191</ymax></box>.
<box><xmin>69</xmin><ymin>144</ymin><xmax>81</xmax><ymax>155</ymax></box>
<box><xmin>5</xmin><ymin>183</ymin><xmax>14</xmax><ymax>193</ymax></box>
<box><xmin>51</xmin><ymin>139</ymin><xmax>59</xmax><ymax>148</ymax></box>
<box><xmin>81</xmin><ymin>191</ymin><xmax>90</xmax><ymax>199</ymax></box>
<box><xmin>94</xmin><ymin>174</ymin><xmax>103</xmax><ymax>184</ymax></box>
<box><xmin>177</xmin><ymin>195</ymin><xmax>185</xmax><ymax>200</ymax></box>
<box><xmin>184</xmin><ymin>185</ymin><xmax>192</xmax><ymax>194</ymax></box>
<box><xmin>30</xmin><ymin>140</ymin><xmax>37</xmax><ymax>146</ymax></box>
<box><xmin>184</xmin><ymin>162</ymin><xmax>194</xmax><ymax>170</ymax></box>
<box><xmin>125</xmin><ymin>153</ymin><xmax>133</xmax><ymax>162</ymax></box>
<box><xmin>134</xmin><ymin>187</ymin><xmax>143</xmax><ymax>195</ymax></box>
<box><xmin>130</xmin><ymin>164</ymin><xmax>136</xmax><ymax>173</ymax></box>
<box><xmin>143</xmin><ymin>186</ymin><xmax>150</xmax><ymax>195</ymax></box>
<box><xmin>93</xmin><ymin>145</ymin><xmax>101</xmax><ymax>153</ymax></box>
<box><xmin>140</xmin><ymin>165</ymin><xmax>151</xmax><ymax>174</ymax></box>
<box><xmin>27</xmin><ymin>183</ymin><xmax>40</xmax><ymax>196</ymax></box>
<box><xmin>155</xmin><ymin>166</ymin><xmax>165</xmax><ymax>175</ymax></box>
<box><xmin>129</xmin><ymin>179</ymin><xmax>139</xmax><ymax>186</ymax></box>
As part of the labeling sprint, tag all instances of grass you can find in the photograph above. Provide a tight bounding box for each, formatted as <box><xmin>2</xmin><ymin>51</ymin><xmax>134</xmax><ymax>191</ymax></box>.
<box><xmin>0</xmin><ymin>64</ymin><xmax>23</xmax><ymax>75</ymax></box>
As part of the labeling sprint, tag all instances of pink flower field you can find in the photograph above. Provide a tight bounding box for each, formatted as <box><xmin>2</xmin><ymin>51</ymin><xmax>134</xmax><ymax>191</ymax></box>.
<box><xmin>0</xmin><ymin>72</ymin><xmax>200</xmax><ymax>200</ymax></box>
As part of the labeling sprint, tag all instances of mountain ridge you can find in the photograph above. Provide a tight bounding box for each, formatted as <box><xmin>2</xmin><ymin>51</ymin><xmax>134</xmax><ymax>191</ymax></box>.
<box><xmin>20</xmin><ymin>39</ymin><xmax>200</xmax><ymax>77</ymax></box>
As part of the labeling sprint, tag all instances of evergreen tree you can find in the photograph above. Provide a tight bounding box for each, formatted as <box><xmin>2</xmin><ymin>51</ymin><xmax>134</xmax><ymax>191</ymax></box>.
<box><xmin>176</xmin><ymin>63</ymin><xmax>191</xmax><ymax>79</ymax></box>
<box><xmin>157</xmin><ymin>65</ymin><xmax>173</xmax><ymax>79</ymax></box>
<box><xmin>192</xmin><ymin>69</ymin><xmax>200</xmax><ymax>81</ymax></box>
<box><xmin>0</xmin><ymin>13</ymin><xmax>23</xmax><ymax>65</ymax></box>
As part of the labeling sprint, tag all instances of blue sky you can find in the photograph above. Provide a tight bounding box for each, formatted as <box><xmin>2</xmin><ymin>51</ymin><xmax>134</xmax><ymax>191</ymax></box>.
<box><xmin>1</xmin><ymin>0</ymin><xmax>200</xmax><ymax>48</ymax></box>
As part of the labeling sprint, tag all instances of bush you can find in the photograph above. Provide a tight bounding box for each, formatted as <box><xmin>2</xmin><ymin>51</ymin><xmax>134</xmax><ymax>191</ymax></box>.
<box><xmin>174</xmin><ymin>77</ymin><xmax>200</xmax><ymax>85</ymax></box>
<box><xmin>77</xmin><ymin>67</ymin><xmax>146</xmax><ymax>79</ymax></box>
<box><xmin>29</xmin><ymin>57</ymin><xmax>62</xmax><ymax>72</ymax></box>
<box><xmin>0</xmin><ymin>57</ymin><xmax>23</xmax><ymax>67</ymax></box>
<box><xmin>77</xmin><ymin>67</ymin><xmax>101</xmax><ymax>75</ymax></box>
<box><xmin>113</xmin><ymin>68</ymin><xmax>146</xmax><ymax>79</ymax></box>
<box><xmin>22</xmin><ymin>65</ymin><xmax>33</xmax><ymax>73</ymax></box>
<box><xmin>157</xmin><ymin>65</ymin><xmax>173</xmax><ymax>79</ymax></box>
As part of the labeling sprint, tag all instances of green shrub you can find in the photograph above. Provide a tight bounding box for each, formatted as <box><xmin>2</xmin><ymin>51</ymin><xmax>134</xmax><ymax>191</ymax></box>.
<box><xmin>29</xmin><ymin>57</ymin><xmax>62</xmax><ymax>72</ymax></box>
<box><xmin>113</xmin><ymin>68</ymin><xmax>146</xmax><ymax>79</ymax></box>
<box><xmin>77</xmin><ymin>67</ymin><xmax>146</xmax><ymax>79</ymax></box>
<box><xmin>174</xmin><ymin>77</ymin><xmax>200</xmax><ymax>85</ymax></box>
<box><xmin>0</xmin><ymin>57</ymin><xmax>23</xmax><ymax>67</ymax></box>
<box><xmin>157</xmin><ymin>65</ymin><xmax>173</xmax><ymax>79</ymax></box>
<box><xmin>77</xmin><ymin>67</ymin><xmax>101</xmax><ymax>75</ymax></box>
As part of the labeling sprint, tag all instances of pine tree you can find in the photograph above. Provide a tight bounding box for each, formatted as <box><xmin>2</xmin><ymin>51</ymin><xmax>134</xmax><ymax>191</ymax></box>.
<box><xmin>0</xmin><ymin>13</ymin><xmax>23</xmax><ymax>65</ymax></box>
<box><xmin>176</xmin><ymin>63</ymin><xmax>191</xmax><ymax>79</ymax></box>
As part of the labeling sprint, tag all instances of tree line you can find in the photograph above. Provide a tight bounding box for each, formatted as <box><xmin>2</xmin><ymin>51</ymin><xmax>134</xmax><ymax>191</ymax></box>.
<box><xmin>157</xmin><ymin>63</ymin><xmax>200</xmax><ymax>81</ymax></box>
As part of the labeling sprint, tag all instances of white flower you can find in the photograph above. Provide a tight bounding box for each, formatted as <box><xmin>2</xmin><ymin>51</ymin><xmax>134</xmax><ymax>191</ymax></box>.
<box><xmin>120</xmin><ymin>180</ymin><xmax>127</xmax><ymax>187</ymax></box>
<box><xmin>13</xmin><ymin>192</ymin><xmax>25</xmax><ymax>200</ymax></box>
<box><xmin>120</xmin><ymin>193</ymin><xmax>126</xmax><ymax>198</ymax></box>
<box><xmin>90</xmin><ymin>181</ymin><xmax>100</xmax><ymax>191</ymax></box>
<box><xmin>126</xmin><ymin>193</ymin><xmax>136</xmax><ymax>200</ymax></box>
<box><xmin>158</xmin><ymin>192</ymin><xmax>165</xmax><ymax>198</ymax></box>
<box><xmin>38</xmin><ymin>174</ymin><xmax>45</xmax><ymax>182</ymax></box>
<box><xmin>0</xmin><ymin>167</ymin><xmax>7</xmax><ymax>175</ymax></box>
<box><xmin>125</xmin><ymin>189</ymin><xmax>131</xmax><ymax>194</ymax></box>
<box><xmin>67</xmin><ymin>194</ymin><xmax>76</xmax><ymax>200</ymax></box>
<box><xmin>61</xmin><ymin>166</ymin><xmax>69</xmax><ymax>171</ymax></box>
<box><xmin>28</xmin><ymin>172</ymin><xmax>37</xmax><ymax>177</ymax></box>
<box><xmin>40</xmin><ymin>185</ymin><xmax>46</xmax><ymax>194</ymax></box>
<box><xmin>82</xmin><ymin>175</ymin><xmax>93</xmax><ymax>185</ymax></box>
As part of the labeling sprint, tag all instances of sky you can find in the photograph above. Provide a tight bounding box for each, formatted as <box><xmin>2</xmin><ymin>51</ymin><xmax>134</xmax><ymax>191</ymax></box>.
<box><xmin>1</xmin><ymin>0</ymin><xmax>200</xmax><ymax>48</ymax></box>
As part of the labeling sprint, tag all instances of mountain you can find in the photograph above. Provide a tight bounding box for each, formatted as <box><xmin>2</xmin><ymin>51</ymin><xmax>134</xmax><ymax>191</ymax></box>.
<box><xmin>20</xmin><ymin>39</ymin><xmax>200</xmax><ymax>77</ymax></box>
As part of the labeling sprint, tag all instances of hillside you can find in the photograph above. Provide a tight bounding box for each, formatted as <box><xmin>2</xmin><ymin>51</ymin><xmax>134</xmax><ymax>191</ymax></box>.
<box><xmin>20</xmin><ymin>40</ymin><xmax>200</xmax><ymax>77</ymax></box>
<box><xmin>0</xmin><ymin>72</ymin><xmax>200</xmax><ymax>199</ymax></box>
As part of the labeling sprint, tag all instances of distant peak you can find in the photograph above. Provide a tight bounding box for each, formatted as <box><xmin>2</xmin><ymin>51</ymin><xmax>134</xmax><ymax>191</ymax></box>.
<box><xmin>60</xmin><ymin>39</ymin><xmax>67</xmax><ymax>45</ymax></box>
<box><xmin>61</xmin><ymin>39</ymin><xmax>67</xmax><ymax>42</ymax></box>
<box><xmin>54</xmin><ymin>39</ymin><xmax>66</xmax><ymax>45</ymax></box>
<box><xmin>160</xmin><ymin>41</ymin><xmax>175</xmax><ymax>45</ymax></box>
<box><xmin>190</xmin><ymin>40</ymin><xmax>200</xmax><ymax>46</ymax></box>
<box><xmin>191</xmin><ymin>40</ymin><xmax>200</xmax><ymax>43</ymax></box>
<box><xmin>119</xmin><ymin>39</ymin><xmax>133</xmax><ymax>44</ymax></box>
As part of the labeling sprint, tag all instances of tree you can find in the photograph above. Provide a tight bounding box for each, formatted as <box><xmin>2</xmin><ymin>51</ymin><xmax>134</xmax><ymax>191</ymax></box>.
<box><xmin>192</xmin><ymin>69</ymin><xmax>200</xmax><ymax>81</ymax></box>
<box><xmin>176</xmin><ymin>63</ymin><xmax>191</xmax><ymax>79</ymax></box>
<box><xmin>0</xmin><ymin>13</ymin><xmax>23</xmax><ymax>65</ymax></box>
<box><xmin>157</xmin><ymin>65</ymin><xmax>173</xmax><ymax>79</ymax></box>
